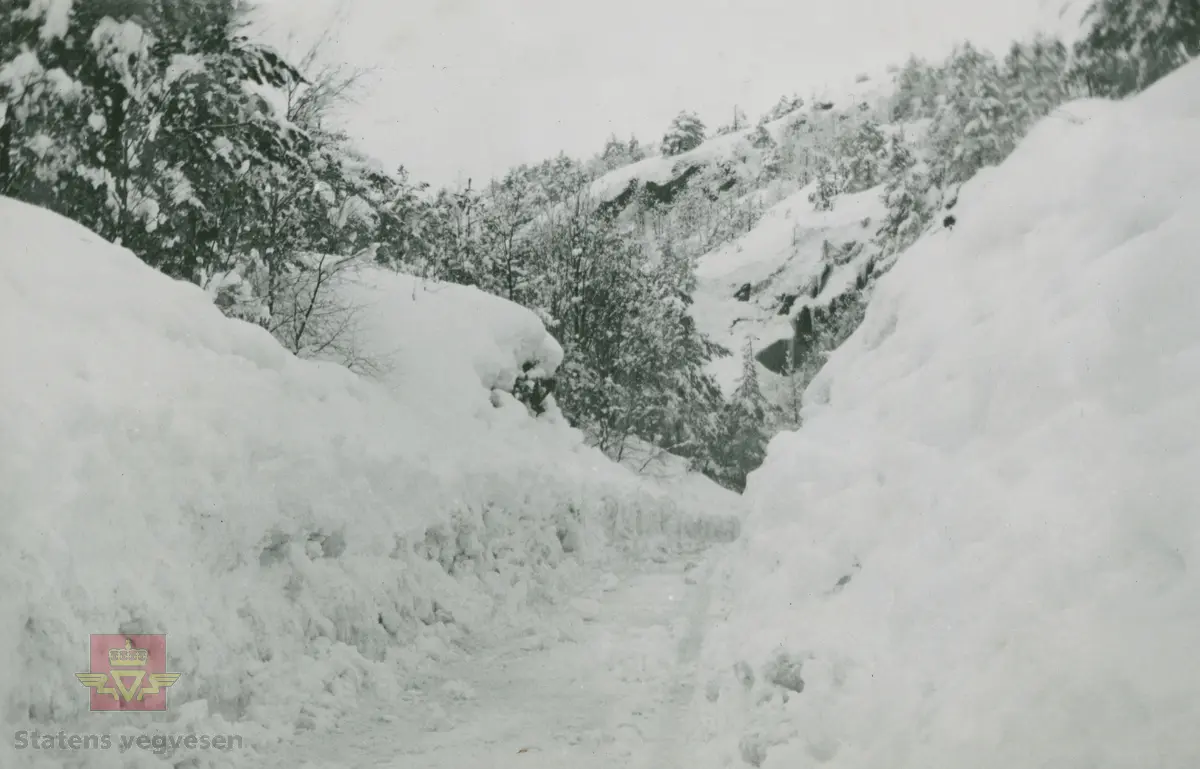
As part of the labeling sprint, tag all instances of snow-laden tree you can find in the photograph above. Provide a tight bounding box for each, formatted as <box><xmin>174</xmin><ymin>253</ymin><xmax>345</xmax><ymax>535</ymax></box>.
<box><xmin>1003</xmin><ymin>36</ymin><xmax>1074</xmax><ymax>136</ymax></box>
<box><xmin>1</xmin><ymin>1</ymin><xmax>430</xmax><ymax>371</ymax></box>
<box><xmin>835</xmin><ymin>119</ymin><xmax>888</xmax><ymax>193</ymax></box>
<box><xmin>927</xmin><ymin>43</ymin><xmax>1014</xmax><ymax>189</ymax></box>
<box><xmin>536</xmin><ymin>203</ymin><xmax>725</xmax><ymax>466</ymax></box>
<box><xmin>0</xmin><ymin>0</ymin><xmax>306</xmax><ymax>281</ymax></box>
<box><xmin>401</xmin><ymin>156</ymin><xmax>730</xmax><ymax>474</ymax></box>
<box><xmin>773</xmin><ymin>341</ymin><xmax>805</xmax><ymax>431</ymax></box>
<box><xmin>875</xmin><ymin>131</ymin><xmax>932</xmax><ymax>256</ymax></box>
<box><xmin>760</xmin><ymin>93</ymin><xmax>805</xmax><ymax>124</ymax></box>
<box><xmin>748</xmin><ymin>123</ymin><xmax>775</xmax><ymax>150</ymax></box>
<box><xmin>707</xmin><ymin>339</ymin><xmax>771</xmax><ymax>491</ymax></box>
<box><xmin>660</xmin><ymin>110</ymin><xmax>706</xmax><ymax>157</ymax></box>
<box><xmin>891</xmin><ymin>55</ymin><xmax>940</xmax><ymax>120</ymax></box>
<box><xmin>590</xmin><ymin>132</ymin><xmax>646</xmax><ymax>175</ymax></box>
<box><xmin>1074</xmin><ymin>0</ymin><xmax>1200</xmax><ymax>97</ymax></box>
<box><xmin>808</xmin><ymin>153</ymin><xmax>841</xmax><ymax>211</ymax></box>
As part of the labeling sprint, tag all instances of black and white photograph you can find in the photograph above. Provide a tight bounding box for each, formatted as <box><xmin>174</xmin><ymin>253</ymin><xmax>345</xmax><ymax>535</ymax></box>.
<box><xmin>2</xmin><ymin>0</ymin><xmax>1197</xmax><ymax>766</ymax></box>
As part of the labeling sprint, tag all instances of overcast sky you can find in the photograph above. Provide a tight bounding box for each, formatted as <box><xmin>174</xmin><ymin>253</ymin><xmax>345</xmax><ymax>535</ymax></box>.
<box><xmin>253</xmin><ymin>0</ymin><xmax>1076</xmax><ymax>187</ymax></box>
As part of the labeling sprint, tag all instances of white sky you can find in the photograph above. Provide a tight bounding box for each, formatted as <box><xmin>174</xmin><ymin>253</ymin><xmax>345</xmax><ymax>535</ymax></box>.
<box><xmin>253</xmin><ymin>0</ymin><xmax>1072</xmax><ymax>186</ymax></box>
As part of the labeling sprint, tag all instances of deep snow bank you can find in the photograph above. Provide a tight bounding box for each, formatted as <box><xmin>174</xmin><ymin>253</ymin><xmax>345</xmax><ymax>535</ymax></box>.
<box><xmin>0</xmin><ymin>197</ymin><xmax>738</xmax><ymax>767</ymax></box>
<box><xmin>694</xmin><ymin>61</ymin><xmax>1200</xmax><ymax>768</ymax></box>
<box><xmin>332</xmin><ymin>267</ymin><xmax>563</xmax><ymax>419</ymax></box>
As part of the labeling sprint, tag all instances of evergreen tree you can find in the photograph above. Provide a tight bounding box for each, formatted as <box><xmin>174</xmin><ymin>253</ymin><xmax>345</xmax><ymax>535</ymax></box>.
<box><xmin>599</xmin><ymin>132</ymin><xmax>628</xmax><ymax>168</ymax></box>
<box><xmin>835</xmin><ymin>119</ymin><xmax>887</xmax><ymax>193</ymax></box>
<box><xmin>762</xmin><ymin>93</ymin><xmax>805</xmax><ymax>123</ymax></box>
<box><xmin>891</xmin><ymin>55</ymin><xmax>938</xmax><ymax>120</ymax></box>
<box><xmin>875</xmin><ymin>131</ymin><xmax>932</xmax><ymax>255</ymax></box>
<box><xmin>0</xmin><ymin>0</ymin><xmax>307</xmax><ymax>282</ymax></box>
<box><xmin>1074</xmin><ymin>0</ymin><xmax>1200</xmax><ymax>98</ymax></box>
<box><xmin>661</xmin><ymin>110</ymin><xmax>706</xmax><ymax>156</ymax></box>
<box><xmin>774</xmin><ymin>341</ymin><xmax>804</xmax><ymax>430</ymax></box>
<box><xmin>1003</xmin><ymin>36</ymin><xmax>1073</xmax><ymax>135</ymax></box>
<box><xmin>748</xmin><ymin>123</ymin><xmax>775</xmax><ymax>149</ymax></box>
<box><xmin>808</xmin><ymin>154</ymin><xmax>841</xmax><ymax>211</ymax></box>
<box><xmin>628</xmin><ymin>134</ymin><xmax>647</xmax><ymax>161</ymax></box>
<box><xmin>593</xmin><ymin>132</ymin><xmax>646</xmax><ymax>173</ymax></box>
<box><xmin>927</xmin><ymin>43</ymin><xmax>1012</xmax><ymax>189</ymax></box>
<box><xmin>758</xmin><ymin>141</ymin><xmax>784</xmax><ymax>182</ymax></box>
<box><xmin>709</xmin><ymin>339</ymin><xmax>771</xmax><ymax>491</ymax></box>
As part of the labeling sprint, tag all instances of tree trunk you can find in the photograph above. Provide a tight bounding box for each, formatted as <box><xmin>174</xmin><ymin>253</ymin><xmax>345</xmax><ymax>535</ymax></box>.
<box><xmin>0</xmin><ymin>111</ymin><xmax>12</xmax><ymax>193</ymax></box>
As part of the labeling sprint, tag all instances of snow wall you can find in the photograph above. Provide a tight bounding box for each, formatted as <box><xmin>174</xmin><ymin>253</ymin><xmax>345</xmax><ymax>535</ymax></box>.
<box><xmin>693</xmin><ymin>60</ymin><xmax>1200</xmax><ymax>769</ymax></box>
<box><xmin>0</xmin><ymin>197</ymin><xmax>740</xmax><ymax>768</ymax></box>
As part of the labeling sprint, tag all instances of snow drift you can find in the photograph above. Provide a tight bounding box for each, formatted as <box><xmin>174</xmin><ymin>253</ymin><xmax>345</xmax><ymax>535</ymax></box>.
<box><xmin>693</xmin><ymin>61</ymin><xmax>1200</xmax><ymax>768</ymax></box>
<box><xmin>0</xmin><ymin>197</ymin><xmax>738</xmax><ymax>768</ymax></box>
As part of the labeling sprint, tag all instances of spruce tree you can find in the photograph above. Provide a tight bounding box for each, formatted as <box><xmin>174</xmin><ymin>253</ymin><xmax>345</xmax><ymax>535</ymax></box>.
<box><xmin>892</xmin><ymin>55</ymin><xmax>937</xmax><ymax>120</ymax></box>
<box><xmin>836</xmin><ymin>119</ymin><xmax>887</xmax><ymax>193</ymax></box>
<box><xmin>876</xmin><ymin>131</ymin><xmax>932</xmax><ymax>256</ymax></box>
<box><xmin>809</xmin><ymin>154</ymin><xmax>841</xmax><ymax>211</ymax></box>
<box><xmin>1075</xmin><ymin>0</ymin><xmax>1200</xmax><ymax>97</ymax></box>
<box><xmin>928</xmin><ymin>43</ymin><xmax>1011</xmax><ymax>189</ymax></box>
<box><xmin>776</xmin><ymin>341</ymin><xmax>804</xmax><ymax>430</ymax></box>
<box><xmin>712</xmin><ymin>339</ymin><xmax>771</xmax><ymax>491</ymax></box>
<box><xmin>1004</xmin><ymin>36</ymin><xmax>1072</xmax><ymax>131</ymax></box>
<box><xmin>661</xmin><ymin>110</ymin><xmax>706</xmax><ymax>156</ymax></box>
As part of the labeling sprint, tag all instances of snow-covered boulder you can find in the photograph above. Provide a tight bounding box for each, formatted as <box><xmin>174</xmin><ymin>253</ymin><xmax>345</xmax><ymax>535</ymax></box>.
<box><xmin>332</xmin><ymin>267</ymin><xmax>564</xmax><ymax>419</ymax></box>
<box><xmin>694</xmin><ymin>60</ymin><xmax>1200</xmax><ymax>769</ymax></box>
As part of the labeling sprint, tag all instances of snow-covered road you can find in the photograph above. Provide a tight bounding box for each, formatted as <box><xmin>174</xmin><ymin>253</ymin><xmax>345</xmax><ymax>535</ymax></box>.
<box><xmin>268</xmin><ymin>553</ymin><xmax>721</xmax><ymax>768</ymax></box>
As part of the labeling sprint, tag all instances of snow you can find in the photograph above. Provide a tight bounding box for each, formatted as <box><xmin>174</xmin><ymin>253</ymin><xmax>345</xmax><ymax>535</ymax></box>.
<box><xmin>691</xmin><ymin>184</ymin><xmax>884</xmax><ymax>392</ymax></box>
<box><xmin>588</xmin><ymin>73</ymin><xmax>891</xmax><ymax>207</ymax></box>
<box><xmin>23</xmin><ymin>0</ymin><xmax>74</xmax><ymax>41</ymax></box>
<box><xmin>691</xmin><ymin>60</ymin><xmax>1200</xmax><ymax>768</ymax></box>
<box><xmin>0</xmin><ymin>51</ymin><xmax>46</xmax><ymax>103</ymax></box>
<box><xmin>582</xmin><ymin>67</ymin><xmax>898</xmax><ymax>396</ymax></box>
<box><xmin>332</xmin><ymin>268</ymin><xmax>564</xmax><ymax>416</ymax></box>
<box><xmin>259</xmin><ymin>556</ymin><xmax>720</xmax><ymax>769</ymax></box>
<box><xmin>0</xmin><ymin>196</ymin><xmax>740</xmax><ymax>768</ymax></box>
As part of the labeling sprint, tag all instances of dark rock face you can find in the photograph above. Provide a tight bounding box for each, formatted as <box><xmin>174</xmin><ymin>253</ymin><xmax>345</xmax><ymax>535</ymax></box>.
<box><xmin>596</xmin><ymin>178</ymin><xmax>638</xmax><ymax>220</ymax></box>
<box><xmin>734</xmin><ymin>283</ymin><xmax>752</xmax><ymax>302</ymax></box>
<box><xmin>811</xmin><ymin>264</ymin><xmax>832</xmax><ymax>298</ymax></box>
<box><xmin>755</xmin><ymin>337</ymin><xmax>793</xmax><ymax>374</ymax></box>
<box><xmin>943</xmin><ymin>214</ymin><xmax>957</xmax><ymax>229</ymax></box>
<box><xmin>777</xmin><ymin>293</ymin><xmax>798</xmax><ymax>316</ymax></box>
<box><xmin>795</xmin><ymin>305</ymin><xmax>814</xmax><ymax>336</ymax></box>
<box><xmin>595</xmin><ymin>155</ymin><xmax>743</xmax><ymax>220</ymax></box>
<box><xmin>643</xmin><ymin>164</ymin><xmax>702</xmax><ymax>207</ymax></box>
<box><xmin>855</xmin><ymin>258</ymin><xmax>877</xmax><ymax>290</ymax></box>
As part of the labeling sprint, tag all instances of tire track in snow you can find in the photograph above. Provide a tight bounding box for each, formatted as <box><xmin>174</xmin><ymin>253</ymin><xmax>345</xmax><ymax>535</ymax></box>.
<box><xmin>639</xmin><ymin>556</ymin><xmax>716</xmax><ymax>769</ymax></box>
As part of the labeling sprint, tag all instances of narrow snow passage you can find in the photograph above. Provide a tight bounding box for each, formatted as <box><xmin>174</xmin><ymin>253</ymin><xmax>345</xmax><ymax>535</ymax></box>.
<box><xmin>270</xmin><ymin>553</ymin><xmax>720</xmax><ymax>769</ymax></box>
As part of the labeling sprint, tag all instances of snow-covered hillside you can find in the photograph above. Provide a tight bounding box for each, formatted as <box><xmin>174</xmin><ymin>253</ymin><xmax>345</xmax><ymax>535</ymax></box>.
<box><xmin>688</xmin><ymin>59</ymin><xmax>1200</xmax><ymax>768</ymax></box>
<box><xmin>584</xmin><ymin>69</ymin><xmax>900</xmax><ymax>399</ymax></box>
<box><xmin>0</xmin><ymin>197</ymin><xmax>740</xmax><ymax>767</ymax></box>
<box><xmin>692</xmin><ymin>185</ymin><xmax>884</xmax><ymax>393</ymax></box>
<box><xmin>589</xmin><ymin>70</ymin><xmax>894</xmax><ymax>205</ymax></box>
